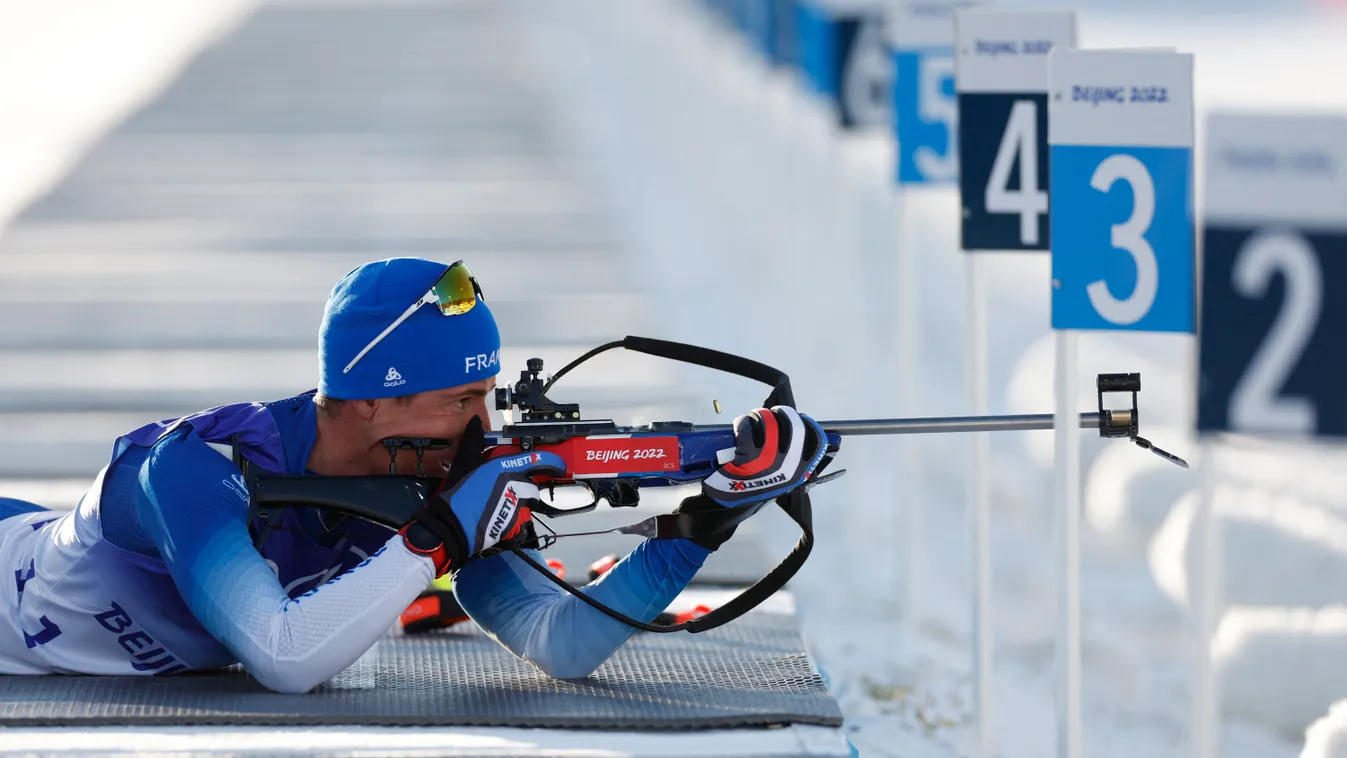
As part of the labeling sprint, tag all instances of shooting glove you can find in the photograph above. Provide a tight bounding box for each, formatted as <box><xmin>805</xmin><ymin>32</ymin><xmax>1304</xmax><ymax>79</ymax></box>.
<box><xmin>399</xmin><ymin>415</ymin><xmax>566</xmax><ymax>576</ymax></box>
<box><xmin>675</xmin><ymin>405</ymin><xmax>829</xmax><ymax>550</ymax></box>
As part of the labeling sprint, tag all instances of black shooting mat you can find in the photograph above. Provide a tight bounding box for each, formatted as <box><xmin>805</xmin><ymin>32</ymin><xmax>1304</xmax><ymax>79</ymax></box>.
<box><xmin>0</xmin><ymin>608</ymin><xmax>844</xmax><ymax>731</ymax></box>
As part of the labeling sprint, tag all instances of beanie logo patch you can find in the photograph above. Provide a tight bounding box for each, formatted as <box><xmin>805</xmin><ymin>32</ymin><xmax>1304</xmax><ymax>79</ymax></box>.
<box><xmin>464</xmin><ymin>350</ymin><xmax>500</xmax><ymax>374</ymax></box>
<box><xmin>383</xmin><ymin>367</ymin><xmax>406</xmax><ymax>388</ymax></box>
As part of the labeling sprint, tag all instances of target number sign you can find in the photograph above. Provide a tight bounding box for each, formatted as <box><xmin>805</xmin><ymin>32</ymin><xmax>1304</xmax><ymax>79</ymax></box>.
<box><xmin>892</xmin><ymin>1</ymin><xmax>984</xmax><ymax>184</ymax></box>
<box><xmin>1198</xmin><ymin>114</ymin><xmax>1347</xmax><ymax>438</ymax></box>
<box><xmin>1048</xmin><ymin>49</ymin><xmax>1195</xmax><ymax>332</ymax></box>
<box><xmin>954</xmin><ymin>9</ymin><xmax>1076</xmax><ymax>251</ymax></box>
<box><xmin>797</xmin><ymin>2</ymin><xmax>890</xmax><ymax>129</ymax></box>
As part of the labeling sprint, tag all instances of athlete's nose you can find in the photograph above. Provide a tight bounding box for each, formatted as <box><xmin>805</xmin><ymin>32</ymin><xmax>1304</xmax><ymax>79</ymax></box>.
<box><xmin>470</xmin><ymin>397</ymin><xmax>493</xmax><ymax>432</ymax></box>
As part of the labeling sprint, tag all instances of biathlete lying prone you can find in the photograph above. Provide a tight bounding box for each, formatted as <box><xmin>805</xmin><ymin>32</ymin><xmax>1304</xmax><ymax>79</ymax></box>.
<box><xmin>0</xmin><ymin>257</ymin><xmax>828</xmax><ymax>693</ymax></box>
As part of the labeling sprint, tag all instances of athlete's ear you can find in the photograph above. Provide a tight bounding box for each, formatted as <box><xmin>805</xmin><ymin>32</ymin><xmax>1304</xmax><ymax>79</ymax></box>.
<box><xmin>352</xmin><ymin>397</ymin><xmax>379</xmax><ymax>422</ymax></box>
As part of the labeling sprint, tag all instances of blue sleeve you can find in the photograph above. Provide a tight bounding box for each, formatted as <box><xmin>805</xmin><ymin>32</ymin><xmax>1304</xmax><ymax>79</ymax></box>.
<box><xmin>134</xmin><ymin>427</ymin><xmax>436</xmax><ymax>693</ymax></box>
<box><xmin>135</xmin><ymin>427</ymin><xmax>288</xmax><ymax>650</ymax></box>
<box><xmin>450</xmin><ymin>535</ymin><xmax>712</xmax><ymax>679</ymax></box>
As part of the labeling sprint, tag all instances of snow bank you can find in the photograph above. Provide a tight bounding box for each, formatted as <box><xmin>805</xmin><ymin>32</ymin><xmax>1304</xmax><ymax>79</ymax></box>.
<box><xmin>1083</xmin><ymin>426</ymin><xmax>1195</xmax><ymax>549</ymax></box>
<box><xmin>1086</xmin><ymin>436</ymin><xmax>1347</xmax><ymax>553</ymax></box>
<box><xmin>1149</xmin><ymin>487</ymin><xmax>1347</xmax><ymax>609</ymax></box>
<box><xmin>1216</xmin><ymin>607</ymin><xmax>1347</xmax><ymax>738</ymax></box>
<box><xmin>1303</xmin><ymin>700</ymin><xmax>1347</xmax><ymax>758</ymax></box>
<box><xmin>1217</xmin><ymin>441</ymin><xmax>1347</xmax><ymax>521</ymax></box>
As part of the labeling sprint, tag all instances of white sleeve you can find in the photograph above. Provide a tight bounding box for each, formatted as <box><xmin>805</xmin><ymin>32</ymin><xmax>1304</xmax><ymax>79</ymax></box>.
<box><xmin>237</xmin><ymin>534</ymin><xmax>434</xmax><ymax>693</ymax></box>
<box><xmin>176</xmin><ymin>527</ymin><xmax>433</xmax><ymax>694</ymax></box>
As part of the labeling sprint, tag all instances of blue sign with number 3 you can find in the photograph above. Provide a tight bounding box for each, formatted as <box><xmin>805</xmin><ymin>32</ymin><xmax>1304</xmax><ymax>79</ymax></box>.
<box><xmin>1051</xmin><ymin>145</ymin><xmax>1194</xmax><ymax>331</ymax></box>
<box><xmin>1048</xmin><ymin>49</ymin><xmax>1194</xmax><ymax>333</ymax></box>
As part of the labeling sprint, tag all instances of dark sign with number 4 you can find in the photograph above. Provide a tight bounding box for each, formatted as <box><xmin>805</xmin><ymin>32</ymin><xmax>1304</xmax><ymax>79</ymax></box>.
<box><xmin>959</xmin><ymin>92</ymin><xmax>1050</xmax><ymax>251</ymax></box>
<box><xmin>953</xmin><ymin>9</ymin><xmax>1073</xmax><ymax>249</ymax></box>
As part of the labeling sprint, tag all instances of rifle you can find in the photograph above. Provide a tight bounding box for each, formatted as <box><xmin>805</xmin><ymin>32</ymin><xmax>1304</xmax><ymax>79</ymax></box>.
<box><xmin>246</xmin><ymin>335</ymin><xmax>1185</xmax><ymax>634</ymax></box>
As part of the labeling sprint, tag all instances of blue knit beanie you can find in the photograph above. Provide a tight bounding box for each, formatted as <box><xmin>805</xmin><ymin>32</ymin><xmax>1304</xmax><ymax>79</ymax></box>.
<box><xmin>318</xmin><ymin>258</ymin><xmax>501</xmax><ymax>400</ymax></box>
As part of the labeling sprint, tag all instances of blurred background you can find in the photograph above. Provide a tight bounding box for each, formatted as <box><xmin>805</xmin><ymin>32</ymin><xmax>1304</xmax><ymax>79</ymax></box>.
<box><xmin>2</xmin><ymin>0</ymin><xmax>1347</xmax><ymax>756</ymax></box>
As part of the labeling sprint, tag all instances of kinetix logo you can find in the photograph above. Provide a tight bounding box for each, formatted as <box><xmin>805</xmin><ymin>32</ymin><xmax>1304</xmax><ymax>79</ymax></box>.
<box><xmin>500</xmin><ymin>453</ymin><xmax>540</xmax><ymax>470</ymax></box>
<box><xmin>729</xmin><ymin>472</ymin><xmax>787</xmax><ymax>492</ymax></box>
<box><xmin>488</xmin><ymin>486</ymin><xmax>519</xmax><ymax>540</ymax></box>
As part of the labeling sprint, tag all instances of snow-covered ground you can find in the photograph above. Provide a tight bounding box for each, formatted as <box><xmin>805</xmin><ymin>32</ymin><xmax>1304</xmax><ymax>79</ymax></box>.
<box><xmin>506</xmin><ymin>1</ymin><xmax>1347</xmax><ymax>756</ymax></box>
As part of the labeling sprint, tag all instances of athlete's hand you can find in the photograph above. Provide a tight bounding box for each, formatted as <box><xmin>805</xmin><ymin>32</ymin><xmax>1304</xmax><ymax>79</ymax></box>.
<box><xmin>399</xmin><ymin>416</ymin><xmax>565</xmax><ymax>576</ymax></box>
<box><xmin>703</xmin><ymin>405</ymin><xmax>828</xmax><ymax>506</ymax></box>
<box><xmin>673</xmin><ymin>405</ymin><xmax>829</xmax><ymax>551</ymax></box>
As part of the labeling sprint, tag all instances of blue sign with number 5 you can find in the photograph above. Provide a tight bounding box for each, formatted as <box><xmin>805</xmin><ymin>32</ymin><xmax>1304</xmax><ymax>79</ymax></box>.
<box><xmin>895</xmin><ymin>49</ymin><xmax>957</xmax><ymax>183</ymax></box>
<box><xmin>1048</xmin><ymin>49</ymin><xmax>1195</xmax><ymax>333</ymax></box>
<box><xmin>891</xmin><ymin>2</ymin><xmax>980</xmax><ymax>185</ymax></box>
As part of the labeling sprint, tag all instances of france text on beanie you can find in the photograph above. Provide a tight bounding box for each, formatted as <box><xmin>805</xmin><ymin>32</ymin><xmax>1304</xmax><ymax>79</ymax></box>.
<box><xmin>318</xmin><ymin>258</ymin><xmax>501</xmax><ymax>400</ymax></box>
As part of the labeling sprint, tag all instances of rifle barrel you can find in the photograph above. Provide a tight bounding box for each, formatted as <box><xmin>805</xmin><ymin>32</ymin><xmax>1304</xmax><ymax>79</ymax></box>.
<box><xmin>817</xmin><ymin>412</ymin><xmax>1102</xmax><ymax>436</ymax></box>
<box><xmin>694</xmin><ymin>412</ymin><xmax>1102</xmax><ymax>436</ymax></box>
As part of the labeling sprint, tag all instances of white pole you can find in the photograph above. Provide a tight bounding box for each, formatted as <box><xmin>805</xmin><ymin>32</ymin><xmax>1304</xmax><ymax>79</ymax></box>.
<box><xmin>965</xmin><ymin>252</ymin><xmax>993</xmax><ymax>757</ymax></box>
<box><xmin>1193</xmin><ymin>438</ymin><xmax>1221</xmax><ymax>758</ymax></box>
<box><xmin>895</xmin><ymin>188</ymin><xmax>923</xmax><ymax>638</ymax></box>
<box><xmin>1053</xmin><ymin>329</ymin><xmax>1082</xmax><ymax>758</ymax></box>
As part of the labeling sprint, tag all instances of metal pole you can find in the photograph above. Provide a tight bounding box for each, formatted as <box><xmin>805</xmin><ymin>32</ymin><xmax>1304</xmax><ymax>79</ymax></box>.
<box><xmin>965</xmin><ymin>253</ymin><xmax>994</xmax><ymax>757</ymax></box>
<box><xmin>895</xmin><ymin>186</ymin><xmax>923</xmax><ymax>641</ymax></box>
<box><xmin>1193</xmin><ymin>438</ymin><xmax>1221</xmax><ymax>758</ymax></box>
<box><xmin>1054</xmin><ymin>331</ymin><xmax>1083</xmax><ymax>758</ymax></box>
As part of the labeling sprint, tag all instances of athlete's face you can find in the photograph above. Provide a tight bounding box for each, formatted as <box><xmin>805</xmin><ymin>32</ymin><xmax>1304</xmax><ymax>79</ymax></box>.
<box><xmin>363</xmin><ymin>377</ymin><xmax>496</xmax><ymax>476</ymax></box>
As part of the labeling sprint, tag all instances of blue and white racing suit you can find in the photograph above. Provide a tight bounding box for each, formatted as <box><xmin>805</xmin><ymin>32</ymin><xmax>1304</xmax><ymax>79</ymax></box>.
<box><xmin>0</xmin><ymin>391</ymin><xmax>712</xmax><ymax>693</ymax></box>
